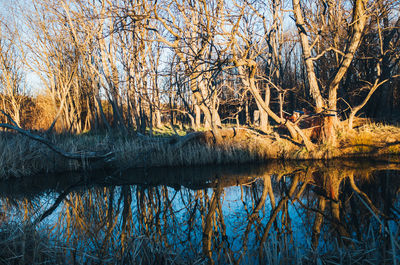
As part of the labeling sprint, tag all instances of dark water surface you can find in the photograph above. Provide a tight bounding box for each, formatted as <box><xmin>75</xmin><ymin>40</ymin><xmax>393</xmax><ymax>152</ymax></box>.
<box><xmin>1</xmin><ymin>160</ymin><xmax>400</xmax><ymax>264</ymax></box>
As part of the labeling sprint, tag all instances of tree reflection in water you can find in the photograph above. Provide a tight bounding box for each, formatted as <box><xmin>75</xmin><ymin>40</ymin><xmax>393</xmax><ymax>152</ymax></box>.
<box><xmin>0</xmin><ymin>160</ymin><xmax>399</xmax><ymax>264</ymax></box>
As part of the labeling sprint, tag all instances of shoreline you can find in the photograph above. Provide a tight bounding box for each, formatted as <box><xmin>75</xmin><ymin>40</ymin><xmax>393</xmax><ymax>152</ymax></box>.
<box><xmin>1</xmin><ymin>123</ymin><xmax>400</xmax><ymax>179</ymax></box>
<box><xmin>2</xmin><ymin>158</ymin><xmax>400</xmax><ymax>200</ymax></box>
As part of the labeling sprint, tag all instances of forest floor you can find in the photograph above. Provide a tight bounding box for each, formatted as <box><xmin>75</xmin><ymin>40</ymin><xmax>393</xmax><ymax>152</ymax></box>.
<box><xmin>1</xmin><ymin>121</ymin><xmax>400</xmax><ymax>179</ymax></box>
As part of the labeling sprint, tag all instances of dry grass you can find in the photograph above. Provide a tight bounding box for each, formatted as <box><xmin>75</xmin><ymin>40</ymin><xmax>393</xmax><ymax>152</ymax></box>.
<box><xmin>1</xmin><ymin>122</ymin><xmax>400</xmax><ymax>179</ymax></box>
<box><xmin>260</xmin><ymin>224</ymin><xmax>400</xmax><ymax>265</ymax></box>
<box><xmin>0</xmin><ymin>133</ymin><xmax>94</xmax><ymax>178</ymax></box>
<box><xmin>1</xmin><ymin>220</ymin><xmax>397</xmax><ymax>265</ymax></box>
<box><xmin>0</xmin><ymin>222</ymin><xmax>66</xmax><ymax>264</ymax></box>
<box><xmin>116</xmin><ymin>236</ymin><xmax>205</xmax><ymax>265</ymax></box>
<box><xmin>338</xmin><ymin>122</ymin><xmax>400</xmax><ymax>158</ymax></box>
<box><xmin>0</xmin><ymin>129</ymin><xmax>298</xmax><ymax>179</ymax></box>
<box><xmin>0</xmin><ymin>222</ymin><xmax>204</xmax><ymax>265</ymax></box>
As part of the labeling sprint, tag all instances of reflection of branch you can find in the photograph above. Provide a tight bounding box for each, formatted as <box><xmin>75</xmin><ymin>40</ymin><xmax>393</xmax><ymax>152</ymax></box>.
<box><xmin>260</xmin><ymin>197</ymin><xmax>288</xmax><ymax>245</ymax></box>
<box><xmin>348</xmin><ymin>175</ymin><xmax>387</xmax><ymax>218</ymax></box>
<box><xmin>202</xmin><ymin>186</ymin><xmax>221</xmax><ymax>263</ymax></box>
<box><xmin>32</xmin><ymin>180</ymin><xmax>84</xmax><ymax>226</ymax></box>
<box><xmin>293</xmin><ymin>167</ymin><xmax>313</xmax><ymax>202</ymax></box>
<box><xmin>238</xmin><ymin>175</ymin><xmax>270</xmax><ymax>264</ymax></box>
<box><xmin>259</xmin><ymin>174</ymin><xmax>300</xmax><ymax>252</ymax></box>
<box><xmin>311</xmin><ymin>196</ymin><xmax>326</xmax><ymax>249</ymax></box>
<box><xmin>353</xmin><ymin>191</ymin><xmax>400</xmax><ymax>251</ymax></box>
<box><xmin>216</xmin><ymin>195</ymin><xmax>234</xmax><ymax>262</ymax></box>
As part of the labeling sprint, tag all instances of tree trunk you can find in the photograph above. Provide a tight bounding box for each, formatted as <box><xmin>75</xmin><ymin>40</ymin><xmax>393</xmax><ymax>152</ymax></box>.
<box><xmin>195</xmin><ymin>104</ymin><xmax>201</xmax><ymax>129</ymax></box>
<box><xmin>325</xmin><ymin>0</ymin><xmax>368</xmax><ymax>144</ymax></box>
<box><xmin>237</xmin><ymin>65</ymin><xmax>314</xmax><ymax>150</ymax></box>
<box><xmin>255</xmin><ymin>101</ymin><xmax>269</xmax><ymax>132</ymax></box>
<box><xmin>190</xmin><ymin>74</ymin><xmax>222</xmax><ymax>143</ymax></box>
<box><xmin>292</xmin><ymin>0</ymin><xmax>326</xmax><ymax>113</ymax></box>
<box><xmin>293</xmin><ymin>0</ymin><xmax>368</xmax><ymax>146</ymax></box>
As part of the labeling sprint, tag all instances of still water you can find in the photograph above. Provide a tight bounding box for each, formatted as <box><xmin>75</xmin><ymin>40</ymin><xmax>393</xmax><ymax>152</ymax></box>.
<box><xmin>0</xmin><ymin>160</ymin><xmax>399</xmax><ymax>264</ymax></box>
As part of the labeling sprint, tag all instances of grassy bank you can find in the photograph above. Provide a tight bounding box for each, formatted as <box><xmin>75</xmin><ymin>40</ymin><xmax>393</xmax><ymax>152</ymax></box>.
<box><xmin>1</xmin><ymin>122</ymin><xmax>400</xmax><ymax>179</ymax></box>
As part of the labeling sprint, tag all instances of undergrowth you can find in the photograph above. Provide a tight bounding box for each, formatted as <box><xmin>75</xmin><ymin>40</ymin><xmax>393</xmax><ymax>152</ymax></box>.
<box><xmin>1</xmin><ymin>122</ymin><xmax>400</xmax><ymax>179</ymax></box>
<box><xmin>0</xmin><ymin>221</ymin><xmax>397</xmax><ymax>265</ymax></box>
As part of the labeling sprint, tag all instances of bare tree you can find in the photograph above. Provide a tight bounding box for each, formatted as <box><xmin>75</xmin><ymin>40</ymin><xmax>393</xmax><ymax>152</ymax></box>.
<box><xmin>292</xmin><ymin>0</ymin><xmax>370</xmax><ymax>145</ymax></box>
<box><xmin>223</xmin><ymin>0</ymin><xmax>315</xmax><ymax>150</ymax></box>
<box><xmin>347</xmin><ymin>0</ymin><xmax>400</xmax><ymax>128</ymax></box>
<box><xmin>153</xmin><ymin>0</ymin><xmax>224</xmax><ymax>141</ymax></box>
<box><xmin>0</xmin><ymin>18</ymin><xmax>25</xmax><ymax>127</ymax></box>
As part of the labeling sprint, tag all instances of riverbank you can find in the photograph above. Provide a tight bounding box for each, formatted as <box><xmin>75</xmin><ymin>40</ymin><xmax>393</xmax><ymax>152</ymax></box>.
<box><xmin>1</xmin><ymin>122</ymin><xmax>400</xmax><ymax>179</ymax></box>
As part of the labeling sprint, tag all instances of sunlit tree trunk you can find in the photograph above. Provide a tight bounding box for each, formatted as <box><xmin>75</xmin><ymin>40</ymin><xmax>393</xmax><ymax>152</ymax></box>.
<box><xmin>292</xmin><ymin>0</ymin><xmax>369</xmax><ymax>146</ymax></box>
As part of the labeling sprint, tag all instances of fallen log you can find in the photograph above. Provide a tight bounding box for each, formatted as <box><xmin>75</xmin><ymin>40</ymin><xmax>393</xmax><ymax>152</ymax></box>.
<box><xmin>0</xmin><ymin>111</ymin><xmax>114</xmax><ymax>162</ymax></box>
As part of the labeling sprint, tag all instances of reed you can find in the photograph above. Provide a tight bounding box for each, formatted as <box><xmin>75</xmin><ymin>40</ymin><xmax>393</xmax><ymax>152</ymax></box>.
<box><xmin>0</xmin><ymin>221</ymin><xmax>204</xmax><ymax>265</ymax></box>
<box><xmin>0</xmin><ymin>222</ymin><xmax>66</xmax><ymax>264</ymax></box>
<box><xmin>1</xmin><ymin>122</ymin><xmax>400</xmax><ymax>179</ymax></box>
<box><xmin>260</xmin><ymin>226</ymin><xmax>399</xmax><ymax>265</ymax></box>
<box><xmin>0</xmin><ymin>221</ymin><xmax>397</xmax><ymax>265</ymax></box>
<box><xmin>0</xmin><ymin>130</ymin><xmax>289</xmax><ymax>179</ymax></box>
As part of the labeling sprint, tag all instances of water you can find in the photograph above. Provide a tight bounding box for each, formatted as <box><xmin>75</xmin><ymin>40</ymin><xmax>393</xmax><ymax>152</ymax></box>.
<box><xmin>1</xmin><ymin>160</ymin><xmax>399</xmax><ymax>264</ymax></box>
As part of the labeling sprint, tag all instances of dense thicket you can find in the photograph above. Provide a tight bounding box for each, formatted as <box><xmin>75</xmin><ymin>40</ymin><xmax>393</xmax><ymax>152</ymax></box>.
<box><xmin>0</xmin><ymin>0</ymin><xmax>399</xmax><ymax>147</ymax></box>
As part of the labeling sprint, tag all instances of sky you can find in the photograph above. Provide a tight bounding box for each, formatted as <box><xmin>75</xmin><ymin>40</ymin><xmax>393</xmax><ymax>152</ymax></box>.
<box><xmin>0</xmin><ymin>0</ymin><xmax>45</xmax><ymax>94</ymax></box>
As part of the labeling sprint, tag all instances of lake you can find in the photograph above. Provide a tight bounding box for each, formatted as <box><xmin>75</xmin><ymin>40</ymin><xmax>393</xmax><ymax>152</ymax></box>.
<box><xmin>0</xmin><ymin>160</ymin><xmax>399</xmax><ymax>264</ymax></box>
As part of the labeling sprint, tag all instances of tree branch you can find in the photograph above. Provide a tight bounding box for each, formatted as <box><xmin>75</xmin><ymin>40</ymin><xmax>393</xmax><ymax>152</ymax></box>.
<box><xmin>0</xmin><ymin>111</ymin><xmax>114</xmax><ymax>162</ymax></box>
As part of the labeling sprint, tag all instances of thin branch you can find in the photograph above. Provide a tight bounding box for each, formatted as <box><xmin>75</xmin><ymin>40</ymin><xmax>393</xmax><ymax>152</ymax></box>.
<box><xmin>309</xmin><ymin>47</ymin><xmax>345</xmax><ymax>61</ymax></box>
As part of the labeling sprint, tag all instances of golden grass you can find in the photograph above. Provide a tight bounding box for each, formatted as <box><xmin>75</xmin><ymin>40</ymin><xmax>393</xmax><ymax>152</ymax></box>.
<box><xmin>338</xmin><ymin>122</ymin><xmax>400</xmax><ymax>158</ymax></box>
<box><xmin>0</xmin><ymin>128</ymin><xmax>296</xmax><ymax>179</ymax></box>
<box><xmin>1</xmin><ymin>122</ymin><xmax>400</xmax><ymax>179</ymax></box>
